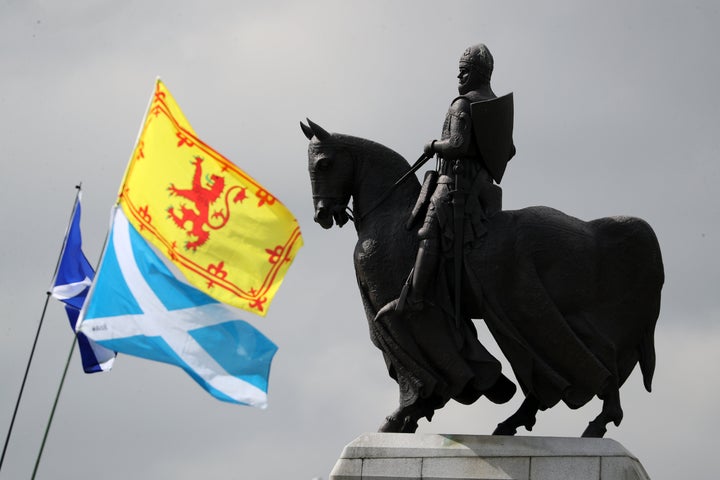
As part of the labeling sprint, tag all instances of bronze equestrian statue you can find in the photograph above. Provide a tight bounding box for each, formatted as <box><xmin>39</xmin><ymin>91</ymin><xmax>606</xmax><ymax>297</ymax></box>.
<box><xmin>302</xmin><ymin>43</ymin><xmax>663</xmax><ymax>438</ymax></box>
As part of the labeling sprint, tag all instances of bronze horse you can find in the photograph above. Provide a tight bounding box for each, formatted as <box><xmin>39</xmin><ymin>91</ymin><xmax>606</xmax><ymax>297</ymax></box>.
<box><xmin>302</xmin><ymin>120</ymin><xmax>663</xmax><ymax>438</ymax></box>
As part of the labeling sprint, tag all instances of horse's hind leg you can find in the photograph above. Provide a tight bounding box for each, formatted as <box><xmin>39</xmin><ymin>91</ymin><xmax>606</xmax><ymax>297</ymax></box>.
<box><xmin>493</xmin><ymin>395</ymin><xmax>540</xmax><ymax>436</ymax></box>
<box><xmin>582</xmin><ymin>383</ymin><xmax>624</xmax><ymax>438</ymax></box>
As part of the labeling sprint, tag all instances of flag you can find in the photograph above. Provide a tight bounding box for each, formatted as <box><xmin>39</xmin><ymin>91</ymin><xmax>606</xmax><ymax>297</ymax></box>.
<box><xmin>50</xmin><ymin>192</ymin><xmax>116</xmax><ymax>373</ymax></box>
<box><xmin>79</xmin><ymin>207</ymin><xmax>278</xmax><ymax>407</ymax></box>
<box><xmin>117</xmin><ymin>79</ymin><xmax>302</xmax><ymax>316</ymax></box>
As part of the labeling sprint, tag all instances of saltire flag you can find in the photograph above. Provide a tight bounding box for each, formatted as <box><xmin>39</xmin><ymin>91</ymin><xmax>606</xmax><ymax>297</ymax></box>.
<box><xmin>50</xmin><ymin>192</ymin><xmax>116</xmax><ymax>373</ymax></box>
<box><xmin>79</xmin><ymin>208</ymin><xmax>277</xmax><ymax>407</ymax></box>
<box><xmin>117</xmin><ymin>79</ymin><xmax>302</xmax><ymax>315</ymax></box>
<box><xmin>77</xmin><ymin>79</ymin><xmax>299</xmax><ymax>406</ymax></box>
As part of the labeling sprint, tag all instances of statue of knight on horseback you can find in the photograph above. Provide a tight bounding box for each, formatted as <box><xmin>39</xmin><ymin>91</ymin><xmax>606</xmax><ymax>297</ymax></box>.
<box><xmin>382</xmin><ymin>43</ymin><xmax>515</xmax><ymax>327</ymax></box>
<box><xmin>302</xmin><ymin>42</ymin><xmax>663</xmax><ymax>438</ymax></box>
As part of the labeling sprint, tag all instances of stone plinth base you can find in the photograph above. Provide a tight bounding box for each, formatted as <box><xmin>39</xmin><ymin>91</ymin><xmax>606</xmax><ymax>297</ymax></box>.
<box><xmin>330</xmin><ymin>433</ymin><xmax>650</xmax><ymax>480</ymax></box>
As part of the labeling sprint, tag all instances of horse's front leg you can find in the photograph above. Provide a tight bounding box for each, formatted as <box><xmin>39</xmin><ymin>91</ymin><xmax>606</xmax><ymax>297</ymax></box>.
<box><xmin>493</xmin><ymin>395</ymin><xmax>540</xmax><ymax>435</ymax></box>
<box><xmin>378</xmin><ymin>402</ymin><xmax>435</xmax><ymax>434</ymax></box>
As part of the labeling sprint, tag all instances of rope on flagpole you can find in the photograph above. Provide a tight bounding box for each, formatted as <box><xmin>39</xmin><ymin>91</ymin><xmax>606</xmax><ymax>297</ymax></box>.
<box><xmin>0</xmin><ymin>185</ymin><xmax>82</xmax><ymax>476</ymax></box>
<box><xmin>31</xmin><ymin>336</ymin><xmax>77</xmax><ymax>479</ymax></box>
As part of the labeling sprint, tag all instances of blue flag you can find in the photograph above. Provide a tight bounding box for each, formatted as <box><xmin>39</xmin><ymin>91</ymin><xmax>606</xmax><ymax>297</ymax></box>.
<box><xmin>78</xmin><ymin>207</ymin><xmax>278</xmax><ymax>407</ymax></box>
<box><xmin>51</xmin><ymin>193</ymin><xmax>116</xmax><ymax>373</ymax></box>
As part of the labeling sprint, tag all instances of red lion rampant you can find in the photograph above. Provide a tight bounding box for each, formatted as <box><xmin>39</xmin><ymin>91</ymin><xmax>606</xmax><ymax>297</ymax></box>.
<box><xmin>167</xmin><ymin>156</ymin><xmax>244</xmax><ymax>251</ymax></box>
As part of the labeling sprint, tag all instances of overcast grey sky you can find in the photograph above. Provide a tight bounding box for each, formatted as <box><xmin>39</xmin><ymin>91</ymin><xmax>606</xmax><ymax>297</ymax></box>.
<box><xmin>1</xmin><ymin>1</ymin><xmax>718</xmax><ymax>479</ymax></box>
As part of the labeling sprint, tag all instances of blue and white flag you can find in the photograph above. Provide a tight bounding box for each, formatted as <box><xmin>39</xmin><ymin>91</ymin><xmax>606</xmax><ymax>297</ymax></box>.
<box><xmin>51</xmin><ymin>193</ymin><xmax>116</xmax><ymax>373</ymax></box>
<box><xmin>78</xmin><ymin>207</ymin><xmax>278</xmax><ymax>408</ymax></box>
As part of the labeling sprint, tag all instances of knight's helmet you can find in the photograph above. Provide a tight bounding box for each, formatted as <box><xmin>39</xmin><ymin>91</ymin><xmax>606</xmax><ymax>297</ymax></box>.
<box><xmin>459</xmin><ymin>43</ymin><xmax>494</xmax><ymax>83</ymax></box>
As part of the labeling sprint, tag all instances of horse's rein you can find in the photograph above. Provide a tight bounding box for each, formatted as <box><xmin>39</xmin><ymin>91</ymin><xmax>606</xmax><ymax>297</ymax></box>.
<box><xmin>352</xmin><ymin>153</ymin><xmax>433</xmax><ymax>225</ymax></box>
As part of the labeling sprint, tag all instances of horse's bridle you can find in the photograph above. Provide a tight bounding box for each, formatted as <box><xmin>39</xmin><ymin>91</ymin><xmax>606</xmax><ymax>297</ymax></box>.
<box><xmin>311</xmin><ymin>143</ymin><xmax>432</xmax><ymax>227</ymax></box>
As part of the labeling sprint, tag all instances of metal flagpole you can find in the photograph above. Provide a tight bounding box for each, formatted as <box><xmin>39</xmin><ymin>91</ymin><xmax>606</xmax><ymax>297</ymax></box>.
<box><xmin>0</xmin><ymin>294</ymin><xmax>52</xmax><ymax>474</ymax></box>
<box><xmin>0</xmin><ymin>185</ymin><xmax>82</xmax><ymax>475</ymax></box>
<box><xmin>31</xmin><ymin>337</ymin><xmax>77</xmax><ymax>479</ymax></box>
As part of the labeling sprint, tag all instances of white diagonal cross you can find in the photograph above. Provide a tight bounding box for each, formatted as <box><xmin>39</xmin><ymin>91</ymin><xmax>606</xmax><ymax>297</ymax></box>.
<box><xmin>80</xmin><ymin>209</ymin><xmax>268</xmax><ymax>408</ymax></box>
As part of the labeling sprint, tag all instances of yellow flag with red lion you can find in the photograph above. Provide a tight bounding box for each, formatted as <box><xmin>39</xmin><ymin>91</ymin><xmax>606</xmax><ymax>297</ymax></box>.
<box><xmin>117</xmin><ymin>79</ymin><xmax>302</xmax><ymax>316</ymax></box>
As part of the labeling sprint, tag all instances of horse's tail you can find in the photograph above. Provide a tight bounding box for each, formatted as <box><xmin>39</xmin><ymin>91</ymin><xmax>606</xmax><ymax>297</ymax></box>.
<box><xmin>638</xmin><ymin>329</ymin><xmax>656</xmax><ymax>392</ymax></box>
<box><xmin>637</xmin><ymin>218</ymin><xmax>663</xmax><ymax>394</ymax></box>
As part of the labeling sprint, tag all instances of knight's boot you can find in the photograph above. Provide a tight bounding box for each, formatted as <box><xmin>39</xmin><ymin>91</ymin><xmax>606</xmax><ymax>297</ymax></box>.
<box><xmin>397</xmin><ymin>238</ymin><xmax>439</xmax><ymax>312</ymax></box>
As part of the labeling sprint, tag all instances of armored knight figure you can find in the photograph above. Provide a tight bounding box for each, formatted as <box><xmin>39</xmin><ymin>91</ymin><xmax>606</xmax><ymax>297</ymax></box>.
<box><xmin>400</xmin><ymin>43</ymin><xmax>515</xmax><ymax>313</ymax></box>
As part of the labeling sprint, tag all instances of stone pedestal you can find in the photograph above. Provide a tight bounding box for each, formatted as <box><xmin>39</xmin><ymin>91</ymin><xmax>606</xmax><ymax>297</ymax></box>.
<box><xmin>330</xmin><ymin>433</ymin><xmax>650</xmax><ymax>480</ymax></box>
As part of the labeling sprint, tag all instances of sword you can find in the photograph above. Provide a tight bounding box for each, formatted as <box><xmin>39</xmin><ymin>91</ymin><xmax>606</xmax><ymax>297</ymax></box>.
<box><xmin>452</xmin><ymin>159</ymin><xmax>465</xmax><ymax>330</ymax></box>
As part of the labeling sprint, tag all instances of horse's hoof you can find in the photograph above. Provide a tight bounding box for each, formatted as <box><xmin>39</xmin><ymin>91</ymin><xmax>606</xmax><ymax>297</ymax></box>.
<box><xmin>492</xmin><ymin>422</ymin><xmax>517</xmax><ymax>436</ymax></box>
<box><xmin>400</xmin><ymin>417</ymin><xmax>419</xmax><ymax>433</ymax></box>
<box><xmin>378</xmin><ymin>415</ymin><xmax>419</xmax><ymax>433</ymax></box>
<box><xmin>378</xmin><ymin>416</ymin><xmax>403</xmax><ymax>433</ymax></box>
<box><xmin>581</xmin><ymin>421</ymin><xmax>607</xmax><ymax>438</ymax></box>
<box><xmin>609</xmin><ymin>406</ymin><xmax>624</xmax><ymax>427</ymax></box>
<box><xmin>523</xmin><ymin>416</ymin><xmax>536</xmax><ymax>432</ymax></box>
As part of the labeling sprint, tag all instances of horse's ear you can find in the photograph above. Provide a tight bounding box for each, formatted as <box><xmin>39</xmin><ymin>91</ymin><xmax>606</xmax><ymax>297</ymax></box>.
<box><xmin>300</xmin><ymin>121</ymin><xmax>314</xmax><ymax>140</ymax></box>
<box><xmin>306</xmin><ymin>118</ymin><xmax>331</xmax><ymax>141</ymax></box>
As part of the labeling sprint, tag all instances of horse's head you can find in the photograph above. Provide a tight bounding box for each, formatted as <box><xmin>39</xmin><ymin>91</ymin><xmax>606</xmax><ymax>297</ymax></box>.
<box><xmin>301</xmin><ymin>119</ymin><xmax>354</xmax><ymax>229</ymax></box>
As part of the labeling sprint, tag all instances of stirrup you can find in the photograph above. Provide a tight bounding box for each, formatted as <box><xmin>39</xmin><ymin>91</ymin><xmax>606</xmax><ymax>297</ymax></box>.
<box><xmin>375</xmin><ymin>299</ymin><xmax>399</xmax><ymax>322</ymax></box>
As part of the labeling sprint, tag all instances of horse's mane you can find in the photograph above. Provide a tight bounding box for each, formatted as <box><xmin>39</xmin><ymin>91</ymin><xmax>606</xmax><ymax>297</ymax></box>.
<box><xmin>330</xmin><ymin>133</ymin><xmax>412</xmax><ymax>179</ymax></box>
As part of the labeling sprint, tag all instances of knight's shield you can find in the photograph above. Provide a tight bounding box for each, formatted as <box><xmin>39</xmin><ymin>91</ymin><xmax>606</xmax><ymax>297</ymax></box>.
<box><xmin>471</xmin><ymin>92</ymin><xmax>515</xmax><ymax>183</ymax></box>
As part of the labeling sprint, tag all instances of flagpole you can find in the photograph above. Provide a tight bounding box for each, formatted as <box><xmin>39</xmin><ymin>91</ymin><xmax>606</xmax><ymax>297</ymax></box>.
<box><xmin>0</xmin><ymin>294</ymin><xmax>51</xmax><ymax>475</ymax></box>
<box><xmin>114</xmin><ymin>79</ymin><xmax>159</xmax><ymax>204</ymax></box>
<box><xmin>0</xmin><ymin>185</ymin><xmax>82</xmax><ymax>475</ymax></box>
<box><xmin>31</xmin><ymin>337</ymin><xmax>77</xmax><ymax>479</ymax></box>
